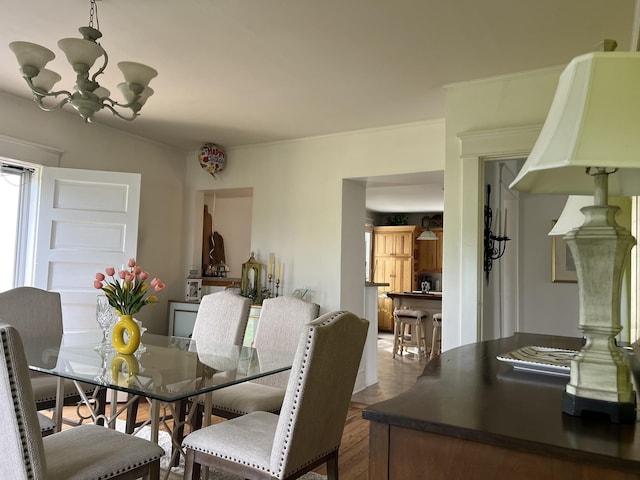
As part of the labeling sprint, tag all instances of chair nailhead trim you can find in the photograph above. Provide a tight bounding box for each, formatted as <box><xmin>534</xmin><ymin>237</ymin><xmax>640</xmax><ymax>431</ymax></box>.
<box><xmin>275</xmin><ymin>310</ymin><xmax>345</xmax><ymax>478</ymax></box>
<box><xmin>2</xmin><ymin>329</ymin><xmax>35</xmax><ymax>478</ymax></box>
<box><xmin>188</xmin><ymin>447</ymin><xmax>273</xmax><ymax>473</ymax></box>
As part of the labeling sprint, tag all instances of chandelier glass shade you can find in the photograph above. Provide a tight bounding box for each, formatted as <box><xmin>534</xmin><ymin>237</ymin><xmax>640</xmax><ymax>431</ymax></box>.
<box><xmin>8</xmin><ymin>1</ymin><xmax>157</xmax><ymax>123</ymax></box>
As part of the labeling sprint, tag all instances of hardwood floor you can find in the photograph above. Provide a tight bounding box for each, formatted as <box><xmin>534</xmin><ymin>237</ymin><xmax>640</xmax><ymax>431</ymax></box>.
<box><xmin>57</xmin><ymin>332</ymin><xmax>428</xmax><ymax>479</ymax></box>
<box><xmin>323</xmin><ymin>332</ymin><xmax>428</xmax><ymax>479</ymax></box>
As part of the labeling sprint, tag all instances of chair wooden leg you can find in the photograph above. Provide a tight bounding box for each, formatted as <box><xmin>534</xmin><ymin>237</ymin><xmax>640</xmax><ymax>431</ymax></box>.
<box><xmin>326</xmin><ymin>450</ymin><xmax>339</xmax><ymax>480</ymax></box>
<box><xmin>125</xmin><ymin>394</ymin><xmax>140</xmax><ymax>434</ymax></box>
<box><xmin>418</xmin><ymin>320</ymin><xmax>428</xmax><ymax>356</ymax></box>
<box><xmin>430</xmin><ymin>320</ymin><xmax>441</xmax><ymax>360</ymax></box>
<box><xmin>392</xmin><ymin>318</ymin><xmax>400</xmax><ymax>358</ymax></box>
<box><xmin>193</xmin><ymin>402</ymin><xmax>204</xmax><ymax>430</ymax></box>
<box><xmin>147</xmin><ymin>458</ymin><xmax>160</xmax><ymax>480</ymax></box>
<box><xmin>170</xmin><ymin>399</ymin><xmax>189</xmax><ymax>467</ymax></box>
<box><xmin>183</xmin><ymin>448</ymin><xmax>200</xmax><ymax>480</ymax></box>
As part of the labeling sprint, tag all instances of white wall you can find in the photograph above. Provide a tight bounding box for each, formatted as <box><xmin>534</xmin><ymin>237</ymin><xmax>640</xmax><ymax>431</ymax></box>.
<box><xmin>518</xmin><ymin>194</ymin><xmax>632</xmax><ymax>338</ymax></box>
<box><xmin>185</xmin><ymin>120</ymin><xmax>446</xmax><ymax>316</ymax></box>
<box><xmin>0</xmin><ymin>92</ymin><xmax>187</xmax><ymax>334</ymax></box>
<box><xmin>519</xmin><ymin>194</ymin><xmax>580</xmax><ymax>336</ymax></box>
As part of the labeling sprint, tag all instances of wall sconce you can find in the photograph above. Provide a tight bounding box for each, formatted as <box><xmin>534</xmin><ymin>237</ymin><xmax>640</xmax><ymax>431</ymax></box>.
<box><xmin>483</xmin><ymin>184</ymin><xmax>510</xmax><ymax>280</ymax></box>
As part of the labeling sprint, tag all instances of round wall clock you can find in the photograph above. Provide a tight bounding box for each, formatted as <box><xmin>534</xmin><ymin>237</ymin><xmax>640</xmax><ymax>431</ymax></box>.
<box><xmin>199</xmin><ymin>143</ymin><xmax>226</xmax><ymax>177</ymax></box>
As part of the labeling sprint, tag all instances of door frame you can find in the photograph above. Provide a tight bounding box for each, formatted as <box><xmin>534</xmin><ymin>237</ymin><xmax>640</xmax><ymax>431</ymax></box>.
<box><xmin>449</xmin><ymin>125</ymin><xmax>541</xmax><ymax>349</ymax></box>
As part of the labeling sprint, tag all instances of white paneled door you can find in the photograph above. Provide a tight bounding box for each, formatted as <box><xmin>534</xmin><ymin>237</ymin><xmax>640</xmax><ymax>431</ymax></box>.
<box><xmin>31</xmin><ymin>167</ymin><xmax>140</xmax><ymax>332</ymax></box>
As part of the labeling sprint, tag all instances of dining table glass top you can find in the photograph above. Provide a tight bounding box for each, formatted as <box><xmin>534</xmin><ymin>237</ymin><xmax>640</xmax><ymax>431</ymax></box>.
<box><xmin>26</xmin><ymin>331</ymin><xmax>294</xmax><ymax>402</ymax></box>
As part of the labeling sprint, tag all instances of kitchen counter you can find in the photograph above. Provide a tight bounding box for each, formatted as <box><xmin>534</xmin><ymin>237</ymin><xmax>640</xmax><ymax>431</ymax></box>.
<box><xmin>365</xmin><ymin>281</ymin><xmax>390</xmax><ymax>287</ymax></box>
<box><xmin>363</xmin><ymin>333</ymin><xmax>640</xmax><ymax>479</ymax></box>
<box><xmin>386</xmin><ymin>291</ymin><xmax>442</xmax><ymax>301</ymax></box>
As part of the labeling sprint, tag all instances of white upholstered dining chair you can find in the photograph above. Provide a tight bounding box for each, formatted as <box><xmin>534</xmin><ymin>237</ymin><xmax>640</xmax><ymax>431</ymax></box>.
<box><xmin>174</xmin><ymin>290</ymin><xmax>253</xmax><ymax>430</ymax></box>
<box><xmin>127</xmin><ymin>290</ymin><xmax>251</xmax><ymax>434</ymax></box>
<box><xmin>191</xmin><ymin>290</ymin><xmax>251</xmax><ymax>346</ymax></box>
<box><xmin>181</xmin><ymin>310</ymin><xmax>369</xmax><ymax>480</ymax></box>
<box><xmin>0</xmin><ymin>322</ymin><xmax>165</xmax><ymax>480</ymax></box>
<box><xmin>205</xmin><ymin>295</ymin><xmax>320</xmax><ymax>419</ymax></box>
<box><xmin>0</xmin><ymin>287</ymin><xmax>105</xmax><ymax>427</ymax></box>
<box><xmin>133</xmin><ymin>290</ymin><xmax>252</xmax><ymax>465</ymax></box>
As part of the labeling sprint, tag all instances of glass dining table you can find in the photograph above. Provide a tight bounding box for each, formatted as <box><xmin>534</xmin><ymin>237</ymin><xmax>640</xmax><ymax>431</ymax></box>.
<box><xmin>26</xmin><ymin>330</ymin><xmax>293</xmax><ymax>467</ymax></box>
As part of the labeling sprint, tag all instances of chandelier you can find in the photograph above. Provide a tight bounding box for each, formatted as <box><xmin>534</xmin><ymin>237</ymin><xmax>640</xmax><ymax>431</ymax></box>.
<box><xmin>8</xmin><ymin>0</ymin><xmax>157</xmax><ymax>123</ymax></box>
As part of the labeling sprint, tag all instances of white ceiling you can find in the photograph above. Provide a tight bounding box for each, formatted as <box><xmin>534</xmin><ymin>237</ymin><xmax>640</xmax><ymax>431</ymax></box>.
<box><xmin>360</xmin><ymin>171</ymin><xmax>445</xmax><ymax>213</ymax></box>
<box><xmin>1</xmin><ymin>0</ymin><xmax>636</xmax><ymax>212</ymax></box>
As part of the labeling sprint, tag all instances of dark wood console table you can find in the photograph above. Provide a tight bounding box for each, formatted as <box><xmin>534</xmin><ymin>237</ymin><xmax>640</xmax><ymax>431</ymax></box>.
<box><xmin>363</xmin><ymin>333</ymin><xmax>640</xmax><ymax>479</ymax></box>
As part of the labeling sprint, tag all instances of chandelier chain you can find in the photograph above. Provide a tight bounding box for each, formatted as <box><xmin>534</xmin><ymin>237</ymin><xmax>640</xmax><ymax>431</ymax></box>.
<box><xmin>89</xmin><ymin>0</ymin><xmax>100</xmax><ymax>32</ymax></box>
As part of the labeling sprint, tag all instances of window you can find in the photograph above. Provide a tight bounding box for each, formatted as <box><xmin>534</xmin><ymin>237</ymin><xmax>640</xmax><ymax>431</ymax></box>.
<box><xmin>0</xmin><ymin>163</ymin><xmax>33</xmax><ymax>291</ymax></box>
<box><xmin>365</xmin><ymin>225</ymin><xmax>373</xmax><ymax>282</ymax></box>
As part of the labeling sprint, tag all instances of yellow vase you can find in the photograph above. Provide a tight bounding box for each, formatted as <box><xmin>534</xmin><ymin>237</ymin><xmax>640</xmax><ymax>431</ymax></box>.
<box><xmin>111</xmin><ymin>314</ymin><xmax>141</xmax><ymax>354</ymax></box>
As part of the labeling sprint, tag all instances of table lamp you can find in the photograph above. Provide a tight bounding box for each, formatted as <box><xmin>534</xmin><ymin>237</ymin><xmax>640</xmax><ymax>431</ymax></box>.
<box><xmin>548</xmin><ymin>196</ymin><xmax>593</xmax><ymax>237</ymax></box>
<box><xmin>510</xmin><ymin>47</ymin><xmax>640</xmax><ymax>423</ymax></box>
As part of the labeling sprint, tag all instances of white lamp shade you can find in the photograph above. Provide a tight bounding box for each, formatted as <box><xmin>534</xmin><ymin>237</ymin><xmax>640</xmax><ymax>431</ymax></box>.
<box><xmin>118</xmin><ymin>61</ymin><xmax>158</xmax><ymax>88</ymax></box>
<box><xmin>118</xmin><ymin>83</ymin><xmax>154</xmax><ymax>105</ymax></box>
<box><xmin>137</xmin><ymin>87</ymin><xmax>154</xmax><ymax>106</ymax></box>
<box><xmin>548</xmin><ymin>196</ymin><xmax>593</xmax><ymax>236</ymax></box>
<box><xmin>57</xmin><ymin>38</ymin><xmax>104</xmax><ymax>69</ymax></box>
<box><xmin>9</xmin><ymin>41</ymin><xmax>55</xmax><ymax>70</ymax></box>
<box><xmin>31</xmin><ymin>68</ymin><xmax>61</xmax><ymax>92</ymax></box>
<box><xmin>510</xmin><ymin>52</ymin><xmax>640</xmax><ymax>196</ymax></box>
<box><xmin>417</xmin><ymin>230</ymin><xmax>438</xmax><ymax>240</ymax></box>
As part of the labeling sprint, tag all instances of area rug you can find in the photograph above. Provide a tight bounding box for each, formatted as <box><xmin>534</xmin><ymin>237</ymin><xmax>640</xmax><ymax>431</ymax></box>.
<box><xmin>116</xmin><ymin>420</ymin><xmax>326</xmax><ymax>480</ymax></box>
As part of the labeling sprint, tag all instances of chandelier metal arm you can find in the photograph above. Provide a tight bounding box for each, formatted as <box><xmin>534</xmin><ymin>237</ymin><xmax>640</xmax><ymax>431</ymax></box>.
<box><xmin>34</xmin><ymin>94</ymin><xmax>73</xmax><ymax>112</ymax></box>
<box><xmin>101</xmin><ymin>102</ymin><xmax>137</xmax><ymax>121</ymax></box>
<box><xmin>89</xmin><ymin>48</ymin><xmax>108</xmax><ymax>86</ymax></box>
<box><xmin>24</xmin><ymin>75</ymin><xmax>73</xmax><ymax>100</ymax></box>
<box><xmin>23</xmin><ymin>75</ymin><xmax>74</xmax><ymax>111</ymax></box>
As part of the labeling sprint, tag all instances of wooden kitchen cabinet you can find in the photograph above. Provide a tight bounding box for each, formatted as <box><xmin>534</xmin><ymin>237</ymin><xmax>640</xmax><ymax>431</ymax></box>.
<box><xmin>372</xmin><ymin>226</ymin><xmax>420</xmax><ymax>331</ymax></box>
<box><xmin>417</xmin><ymin>227</ymin><xmax>443</xmax><ymax>273</ymax></box>
<box><xmin>374</xmin><ymin>257</ymin><xmax>414</xmax><ymax>331</ymax></box>
<box><xmin>374</xmin><ymin>228</ymin><xmax>416</xmax><ymax>257</ymax></box>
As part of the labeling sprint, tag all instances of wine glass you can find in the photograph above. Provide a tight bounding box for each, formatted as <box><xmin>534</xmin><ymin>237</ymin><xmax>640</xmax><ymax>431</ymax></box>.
<box><xmin>133</xmin><ymin>318</ymin><xmax>148</xmax><ymax>357</ymax></box>
<box><xmin>95</xmin><ymin>295</ymin><xmax>116</xmax><ymax>351</ymax></box>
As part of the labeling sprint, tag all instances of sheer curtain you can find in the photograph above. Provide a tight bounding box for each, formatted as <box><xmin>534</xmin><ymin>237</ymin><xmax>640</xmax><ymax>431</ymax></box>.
<box><xmin>0</xmin><ymin>163</ymin><xmax>33</xmax><ymax>291</ymax></box>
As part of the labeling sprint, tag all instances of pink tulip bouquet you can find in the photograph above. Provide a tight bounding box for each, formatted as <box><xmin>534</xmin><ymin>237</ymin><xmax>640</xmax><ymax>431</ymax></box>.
<box><xmin>93</xmin><ymin>258</ymin><xmax>165</xmax><ymax>315</ymax></box>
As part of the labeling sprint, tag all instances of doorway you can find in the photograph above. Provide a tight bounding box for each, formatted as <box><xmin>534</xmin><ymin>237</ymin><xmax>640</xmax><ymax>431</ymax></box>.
<box><xmin>482</xmin><ymin>159</ymin><xmax>520</xmax><ymax>341</ymax></box>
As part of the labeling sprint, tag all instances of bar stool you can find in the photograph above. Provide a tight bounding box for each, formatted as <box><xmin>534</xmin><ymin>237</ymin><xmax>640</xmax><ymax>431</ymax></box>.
<box><xmin>430</xmin><ymin>312</ymin><xmax>442</xmax><ymax>360</ymax></box>
<box><xmin>392</xmin><ymin>309</ymin><xmax>429</xmax><ymax>358</ymax></box>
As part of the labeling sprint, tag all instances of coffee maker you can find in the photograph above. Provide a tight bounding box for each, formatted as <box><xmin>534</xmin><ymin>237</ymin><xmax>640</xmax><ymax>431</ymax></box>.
<box><xmin>420</xmin><ymin>274</ymin><xmax>432</xmax><ymax>293</ymax></box>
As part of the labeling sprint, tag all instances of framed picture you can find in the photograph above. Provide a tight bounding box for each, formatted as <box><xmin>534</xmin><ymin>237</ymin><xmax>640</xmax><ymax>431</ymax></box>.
<box><xmin>185</xmin><ymin>278</ymin><xmax>202</xmax><ymax>301</ymax></box>
<box><xmin>291</xmin><ymin>288</ymin><xmax>308</xmax><ymax>299</ymax></box>
<box><xmin>551</xmin><ymin>220</ymin><xmax>577</xmax><ymax>283</ymax></box>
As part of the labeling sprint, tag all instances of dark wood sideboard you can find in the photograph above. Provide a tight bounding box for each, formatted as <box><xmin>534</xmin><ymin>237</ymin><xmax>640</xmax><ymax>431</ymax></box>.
<box><xmin>363</xmin><ymin>333</ymin><xmax>640</xmax><ymax>479</ymax></box>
